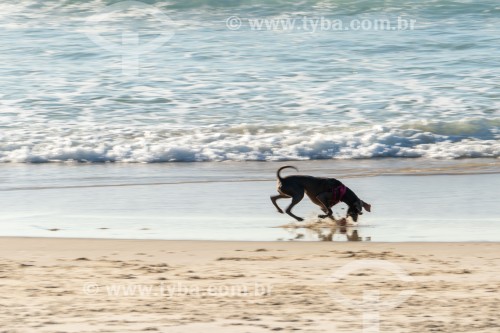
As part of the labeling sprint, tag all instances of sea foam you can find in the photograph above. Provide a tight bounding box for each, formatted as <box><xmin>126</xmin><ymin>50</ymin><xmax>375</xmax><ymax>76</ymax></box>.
<box><xmin>1</xmin><ymin>119</ymin><xmax>498</xmax><ymax>163</ymax></box>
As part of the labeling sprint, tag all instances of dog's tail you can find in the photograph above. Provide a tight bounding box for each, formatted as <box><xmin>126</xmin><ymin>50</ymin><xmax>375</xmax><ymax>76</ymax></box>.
<box><xmin>277</xmin><ymin>165</ymin><xmax>298</xmax><ymax>181</ymax></box>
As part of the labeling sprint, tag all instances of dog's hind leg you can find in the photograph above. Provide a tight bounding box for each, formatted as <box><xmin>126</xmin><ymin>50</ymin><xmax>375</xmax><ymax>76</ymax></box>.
<box><xmin>270</xmin><ymin>194</ymin><xmax>289</xmax><ymax>214</ymax></box>
<box><xmin>285</xmin><ymin>191</ymin><xmax>305</xmax><ymax>222</ymax></box>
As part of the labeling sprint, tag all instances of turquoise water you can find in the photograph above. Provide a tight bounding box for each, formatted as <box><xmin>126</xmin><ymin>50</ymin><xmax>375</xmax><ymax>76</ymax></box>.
<box><xmin>0</xmin><ymin>0</ymin><xmax>499</xmax><ymax>162</ymax></box>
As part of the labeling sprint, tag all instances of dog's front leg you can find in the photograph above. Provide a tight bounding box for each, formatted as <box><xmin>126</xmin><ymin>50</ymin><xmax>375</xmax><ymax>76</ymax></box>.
<box><xmin>316</xmin><ymin>192</ymin><xmax>333</xmax><ymax>219</ymax></box>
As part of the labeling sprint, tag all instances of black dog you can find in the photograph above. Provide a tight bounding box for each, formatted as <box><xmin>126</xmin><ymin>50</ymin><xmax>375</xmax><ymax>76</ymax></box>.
<box><xmin>270</xmin><ymin>166</ymin><xmax>371</xmax><ymax>222</ymax></box>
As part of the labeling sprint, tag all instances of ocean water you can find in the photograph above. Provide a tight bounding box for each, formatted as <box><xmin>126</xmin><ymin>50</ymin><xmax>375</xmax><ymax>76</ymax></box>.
<box><xmin>1</xmin><ymin>1</ymin><xmax>499</xmax><ymax>241</ymax></box>
<box><xmin>0</xmin><ymin>0</ymin><xmax>499</xmax><ymax>162</ymax></box>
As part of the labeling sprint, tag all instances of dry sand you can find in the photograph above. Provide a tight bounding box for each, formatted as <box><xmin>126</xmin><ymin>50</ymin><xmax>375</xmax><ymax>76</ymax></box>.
<box><xmin>1</xmin><ymin>237</ymin><xmax>499</xmax><ymax>332</ymax></box>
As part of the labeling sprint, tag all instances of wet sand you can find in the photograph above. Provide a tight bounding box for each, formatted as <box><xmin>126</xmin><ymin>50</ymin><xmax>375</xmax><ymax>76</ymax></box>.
<box><xmin>0</xmin><ymin>160</ymin><xmax>499</xmax><ymax>241</ymax></box>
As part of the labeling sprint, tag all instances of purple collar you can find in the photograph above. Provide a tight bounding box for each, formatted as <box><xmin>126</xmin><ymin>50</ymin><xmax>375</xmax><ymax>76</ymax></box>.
<box><xmin>330</xmin><ymin>184</ymin><xmax>347</xmax><ymax>206</ymax></box>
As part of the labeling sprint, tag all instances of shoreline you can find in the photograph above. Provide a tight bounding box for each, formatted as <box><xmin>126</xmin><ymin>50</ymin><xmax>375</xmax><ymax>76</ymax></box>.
<box><xmin>0</xmin><ymin>167</ymin><xmax>498</xmax><ymax>242</ymax></box>
<box><xmin>2</xmin><ymin>236</ymin><xmax>499</xmax><ymax>251</ymax></box>
<box><xmin>3</xmin><ymin>236</ymin><xmax>500</xmax><ymax>243</ymax></box>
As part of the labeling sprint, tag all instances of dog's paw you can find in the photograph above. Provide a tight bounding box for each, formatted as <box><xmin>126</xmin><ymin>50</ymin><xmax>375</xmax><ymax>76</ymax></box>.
<box><xmin>296</xmin><ymin>217</ymin><xmax>304</xmax><ymax>222</ymax></box>
<box><xmin>318</xmin><ymin>214</ymin><xmax>328</xmax><ymax>219</ymax></box>
<box><xmin>277</xmin><ymin>209</ymin><xmax>284</xmax><ymax>214</ymax></box>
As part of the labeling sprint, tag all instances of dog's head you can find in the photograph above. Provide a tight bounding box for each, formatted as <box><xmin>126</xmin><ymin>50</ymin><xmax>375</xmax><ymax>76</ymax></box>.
<box><xmin>347</xmin><ymin>200</ymin><xmax>363</xmax><ymax>222</ymax></box>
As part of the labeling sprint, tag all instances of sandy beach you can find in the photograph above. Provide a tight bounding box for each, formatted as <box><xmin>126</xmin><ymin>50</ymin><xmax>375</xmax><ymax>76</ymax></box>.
<box><xmin>2</xmin><ymin>0</ymin><xmax>499</xmax><ymax>332</ymax></box>
<box><xmin>1</xmin><ymin>237</ymin><xmax>499</xmax><ymax>332</ymax></box>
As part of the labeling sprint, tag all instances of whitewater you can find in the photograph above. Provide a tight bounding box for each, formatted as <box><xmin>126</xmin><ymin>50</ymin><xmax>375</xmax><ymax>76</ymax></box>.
<box><xmin>0</xmin><ymin>0</ymin><xmax>499</xmax><ymax>162</ymax></box>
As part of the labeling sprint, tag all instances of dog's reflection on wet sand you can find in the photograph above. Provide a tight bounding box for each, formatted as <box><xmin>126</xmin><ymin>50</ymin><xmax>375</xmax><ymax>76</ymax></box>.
<box><xmin>314</xmin><ymin>227</ymin><xmax>362</xmax><ymax>241</ymax></box>
<box><xmin>280</xmin><ymin>220</ymin><xmax>365</xmax><ymax>242</ymax></box>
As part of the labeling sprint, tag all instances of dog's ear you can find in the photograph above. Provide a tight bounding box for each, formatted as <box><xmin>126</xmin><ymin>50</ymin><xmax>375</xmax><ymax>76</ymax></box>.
<box><xmin>362</xmin><ymin>201</ymin><xmax>371</xmax><ymax>213</ymax></box>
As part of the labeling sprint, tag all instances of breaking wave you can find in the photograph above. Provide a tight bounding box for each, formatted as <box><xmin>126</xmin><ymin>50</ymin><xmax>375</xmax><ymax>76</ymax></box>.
<box><xmin>1</xmin><ymin>118</ymin><xmax>498</xmax><ymax>163</ymax></box>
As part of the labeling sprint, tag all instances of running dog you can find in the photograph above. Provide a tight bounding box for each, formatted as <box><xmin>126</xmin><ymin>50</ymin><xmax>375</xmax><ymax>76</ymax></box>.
<box><xmin>270</xmin><ymin>166</ymin><xmax>371</xmax><ymax>222</ymax></box>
